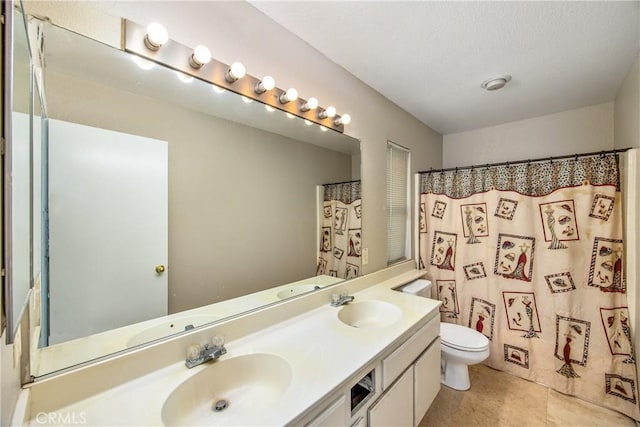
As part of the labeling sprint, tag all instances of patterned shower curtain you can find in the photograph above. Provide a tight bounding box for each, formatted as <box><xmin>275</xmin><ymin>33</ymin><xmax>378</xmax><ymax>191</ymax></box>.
<box><xmin>419</xmin><ymin>153</ymin><xmax>640</xmax><ymax>420</ymax></box>
<box><xmin>317</xmin><ymin>181</ymin><xmax>362</xmax><ymax>280</ymax></box>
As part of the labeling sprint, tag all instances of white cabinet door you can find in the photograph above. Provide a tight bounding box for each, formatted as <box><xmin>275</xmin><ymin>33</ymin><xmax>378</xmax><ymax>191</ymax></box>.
<box><xmin>306</xmin><ymin>395</ymin><xmax>347</xmax><ymax>427</ymax></box>
<box><xmin>48</xmin><ymin>119</ymin><xmax>168</xmax><ymax>344</ymax></box>
<box><xmin>414</xmin><ymin>338</ymin><xmax>441</xmax><ymax>426</ymax></box>
<box><xmin>369</xmin><ymin>367</ymin><xmax>414</xmax><ymax>427</ymax></box>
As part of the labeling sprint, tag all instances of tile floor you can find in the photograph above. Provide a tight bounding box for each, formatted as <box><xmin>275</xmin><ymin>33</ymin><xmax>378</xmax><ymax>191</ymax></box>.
<box><xmin>419</xmin><ymin>364</ymin><xmax>637</xmax><ymax>427</ymax></box>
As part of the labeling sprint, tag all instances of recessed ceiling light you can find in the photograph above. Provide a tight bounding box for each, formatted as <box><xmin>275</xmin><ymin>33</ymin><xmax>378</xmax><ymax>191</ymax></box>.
<box><xmin>481</xmin><ymin>75</ymin><xmax>512</xmax><ymax>91</ymax></box>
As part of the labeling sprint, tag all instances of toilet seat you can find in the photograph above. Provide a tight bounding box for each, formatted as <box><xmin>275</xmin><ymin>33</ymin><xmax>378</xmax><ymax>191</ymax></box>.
<box><xmin>441</xmin><ymin>323</ymin><xmax>489</xmax><ymax>352</ymax></box>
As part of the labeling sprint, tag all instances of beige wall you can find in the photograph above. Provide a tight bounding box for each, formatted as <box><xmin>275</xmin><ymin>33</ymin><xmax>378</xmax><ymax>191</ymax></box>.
<box><xmin>1</xmin><ymin>326</ymin><xmax>22</xmax><ymax>426</ymax></box>
<box><xmin>24</xmin><ymin>0</ymin><xmax>443</xmax><ymax>276</ymax></box>
<box><xmin>443</xmin><ymin>102</ymin><xmax>614</xmax><ymax>167</ymax></box>
<box><xmin>614</xmin><ymin>51</ymin><xmax>640</xmax><ymax>391</ymax></box>
<box><xmin>615</xmin><ymin>53</ymin><xmax>640</xmax><ymax>150</ymax></box>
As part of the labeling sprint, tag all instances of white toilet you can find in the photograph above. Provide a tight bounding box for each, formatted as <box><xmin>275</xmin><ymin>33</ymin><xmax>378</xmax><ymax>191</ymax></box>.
<box><xmin>440</xmin><ymin>322</ymin><xmax>490</xmax><ymax>390</ymax></box>
<box><xmin>399</xmin><ymin>279</ymin><xmax>490</xmax><ymax>390</ymax></box>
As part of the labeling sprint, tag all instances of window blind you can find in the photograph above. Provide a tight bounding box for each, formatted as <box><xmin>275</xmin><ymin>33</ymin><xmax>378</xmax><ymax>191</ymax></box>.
<box><xmin>386</xmin><ymin>142</ymin><xmax>410</xmax><ymax>264</ymax></box>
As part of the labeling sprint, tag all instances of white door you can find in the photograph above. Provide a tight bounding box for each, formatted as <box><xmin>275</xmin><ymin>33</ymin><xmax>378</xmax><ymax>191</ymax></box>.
<box><xmin>48</xmin><ymin>119</ymin><xmax>168</xmax><ymax>344</ymax></box>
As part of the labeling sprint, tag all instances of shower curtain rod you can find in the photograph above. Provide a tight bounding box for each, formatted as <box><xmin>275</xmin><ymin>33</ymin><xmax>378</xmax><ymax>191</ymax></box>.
<box><xmin>322</xmin><ymin>179</ymin><xmax>361</xmax><ymax>186</ymax></box>
<box><xmin>418</xmin><ymin>147</ymin><xmax>633</xmax><ymax>175</ymax></box>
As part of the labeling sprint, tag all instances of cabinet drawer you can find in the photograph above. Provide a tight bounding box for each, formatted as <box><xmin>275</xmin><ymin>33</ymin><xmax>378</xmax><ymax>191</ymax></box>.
<box><xmin>382</xmin><ymin>315</ymin><xmax>439</xmax><ymax>389</ymax></box>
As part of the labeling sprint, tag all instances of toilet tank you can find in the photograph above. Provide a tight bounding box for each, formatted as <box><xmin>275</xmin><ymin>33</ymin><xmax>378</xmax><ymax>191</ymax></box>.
<box><xmin>398</xmin><ymin>279</ymin><xmax>432</xmax><ymax>298</ymax></box>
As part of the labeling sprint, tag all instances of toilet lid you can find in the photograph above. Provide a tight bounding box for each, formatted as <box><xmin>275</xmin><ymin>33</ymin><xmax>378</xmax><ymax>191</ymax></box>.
<box><xmin>441</xmin><ymin>322</ymin><xmax>489</xmax><ymax>351</ymax></box>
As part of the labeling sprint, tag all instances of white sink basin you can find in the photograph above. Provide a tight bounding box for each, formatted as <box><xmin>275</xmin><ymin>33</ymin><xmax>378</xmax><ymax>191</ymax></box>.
<box><xmin>127</xmin><ymin>314</ymin><xmax>219</xmax><ymax>347</ymax></box>
<box><xmin>276</xmin><ymin>284</ymin><xmax>322</xmax><ymax>299</ymax></box>
<box><xmin>162</xmin><ymin>354</ymin><xmax>292</xmax><ymax>426</ymax></box>
<box><xmin>338</xmin><ymin>300</ymin><xmax>402</xmax><ymax>328</ymax></box>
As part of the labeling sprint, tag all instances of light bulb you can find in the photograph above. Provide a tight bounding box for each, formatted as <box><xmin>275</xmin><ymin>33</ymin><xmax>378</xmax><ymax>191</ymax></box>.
<box><xmin>334</xmin><ymin>114</ymin><xmax>351</xmax><ymax>126</ymax></box>
<box><xmin>301</xmin><ymin>97</ymin><xmax>319</xmax><ymax>112</ymax></box>
<box><xmin>319</xmin><ymin>106</ymin><xmax>336</xmax><ymax>119</ymax></box>
<box><xmin>225</xmin><ymin>62</ymin><xmax>246</xmax><ymax>83</ymax></box>
<box><xmin>279</xmin><ymin>88</ymin><xmax>298</xmax><ymax>104</ymax></box>
<box><xmin>189</xmin><ymin>45</ymin><xmax>211</xmax><ymax>69</ymax></box>
<box><xmin>255</xmin><ymin>76</ymin><xmax>276</xmax><ymax>94</ymax></box>
<box><xmin>144</xmin><ymin>23</ymin><xmax>168</xmax><ymax>50</ymax></box>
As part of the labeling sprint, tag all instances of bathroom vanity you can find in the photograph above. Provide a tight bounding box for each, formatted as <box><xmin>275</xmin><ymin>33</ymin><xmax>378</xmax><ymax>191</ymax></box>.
<box><xmin>17</xmin><ymin>265</ymin><xmax>441</xmax><ymax>426</ymax></box>
<box><xmin>302</xmin><ymin>308</ymin><xmax>440</xmax><ymax>427</ymax></box>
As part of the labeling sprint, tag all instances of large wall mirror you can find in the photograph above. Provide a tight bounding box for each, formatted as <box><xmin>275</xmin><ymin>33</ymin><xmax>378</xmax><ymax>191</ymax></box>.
<box><xmin>24</xmin><ymin>19</ymin><xmax>362</xmax><ymax>377</ymax></box>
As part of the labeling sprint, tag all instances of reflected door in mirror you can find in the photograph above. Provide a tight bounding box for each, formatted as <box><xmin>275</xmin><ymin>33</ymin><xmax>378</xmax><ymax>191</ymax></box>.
<box><xmin>47</xmin><ymin>119</ymin><xmax>169</xmax><ymax>344</ymax></box>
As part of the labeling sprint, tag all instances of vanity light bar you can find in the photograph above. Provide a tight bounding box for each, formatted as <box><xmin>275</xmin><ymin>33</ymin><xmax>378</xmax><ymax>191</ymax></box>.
<box><xmin>123</xmin><ymin>19</ymin><xmax>350</xmax><ymax>133</ymax></box>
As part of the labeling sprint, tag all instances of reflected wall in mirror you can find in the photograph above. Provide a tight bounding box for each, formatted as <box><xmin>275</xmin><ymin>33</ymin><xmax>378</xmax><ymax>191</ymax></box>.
<box><xmin>30</xmin><ymin>20</ymin><xmax>361</xmax><ymax>376</ymax></box>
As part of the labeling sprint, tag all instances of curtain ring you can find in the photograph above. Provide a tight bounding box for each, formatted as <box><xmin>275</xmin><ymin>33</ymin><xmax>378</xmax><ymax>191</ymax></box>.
<box><xmin>548</xmin><ymin>156</ymin><xmax>553</xmax><ymax>165</ymax></box>
<box><xmin>575</xmin><ymin>153</ymin><xmax>579</xmax><ymax>161</ymax></box>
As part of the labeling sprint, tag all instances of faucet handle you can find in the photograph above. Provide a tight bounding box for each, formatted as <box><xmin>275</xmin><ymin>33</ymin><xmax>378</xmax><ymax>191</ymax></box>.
<box><xmin>331</xmin><ymin>293</ymin><xmax>341</xmax><ymax>305</ymax></box>
<box><xmin>186</xmin><ymin>343</ymin><xmax>201</xmax><ymax>362</ymax></box>
<box><xmin>212</xmin><ymin>335</ymin><xmax>225</xmax><ymax>347</ymax></box>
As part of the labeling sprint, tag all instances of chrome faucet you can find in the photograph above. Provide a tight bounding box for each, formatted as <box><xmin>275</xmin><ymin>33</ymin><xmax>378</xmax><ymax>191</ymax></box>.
<box><xmin>185</xmin><ymin>336</ymin><xmax>227</xmax><ymax>369</ymax></box>
<box><xmin>330</xmin><ymin>293</ymin><xmax>355</xmax><ymax>307</ymax></box>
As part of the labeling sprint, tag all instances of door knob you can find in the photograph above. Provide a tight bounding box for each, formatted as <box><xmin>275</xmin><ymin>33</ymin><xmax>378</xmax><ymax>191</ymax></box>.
<box><xmin>155</xmin><ymin>265</ymin><xmax>166</xmax><ymax>274</ymax></box>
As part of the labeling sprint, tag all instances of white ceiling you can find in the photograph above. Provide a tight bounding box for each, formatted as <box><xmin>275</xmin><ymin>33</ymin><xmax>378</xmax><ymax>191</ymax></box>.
<box><xmin>250</xmin><ymin>1</ymin><xmax>640</xmax><ymax>135</ymax></box>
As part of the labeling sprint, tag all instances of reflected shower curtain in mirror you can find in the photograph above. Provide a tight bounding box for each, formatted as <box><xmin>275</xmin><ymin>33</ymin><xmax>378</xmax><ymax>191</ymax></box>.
<box><xmin>419</xmin><ymin>153</ymin><xmax>640</xmax><ymax>420</ymax></box>
<box><xmin>318</xmin><ymin>181</ymin><xmax>362</xmax><ymax>279</ymax></box>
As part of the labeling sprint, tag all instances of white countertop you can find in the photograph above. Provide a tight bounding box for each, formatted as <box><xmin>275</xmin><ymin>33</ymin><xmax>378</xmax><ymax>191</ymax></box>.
<box><xmin>27</xmin><ymin>273</ymin><xmax>440</xmax><ymax>426</ymax></box>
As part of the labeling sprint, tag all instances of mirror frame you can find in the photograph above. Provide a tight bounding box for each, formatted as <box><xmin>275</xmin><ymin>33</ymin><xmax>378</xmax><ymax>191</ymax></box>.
<box><xmin>2</xmin><ymin>0</ymin><xmax>16</xmax><ymax>344</ymax></box>
<box><xmin>3</xmin><ymin>0</ymin><xmax>36</xmax><ymax>345</ymax></box>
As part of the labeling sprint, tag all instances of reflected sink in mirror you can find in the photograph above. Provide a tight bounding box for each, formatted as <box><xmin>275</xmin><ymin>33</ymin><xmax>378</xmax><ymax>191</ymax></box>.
<box><xmin>127</xmin><ymin>315</ymin><xmax>220</xmax><ymax>348</ymax></box>
<box><xmin>276</xmin><ymin>284</ymin><xmax>322</xmax><ymax>300</ymax></box>
<box><xmin>337</xmin><ymin>300</ymin><xmax>402</xmax><ymax>328</ymax></box>
<box><xmin>161</xmin><ymin>354</ymin><xmax>292</xmax><ymax>426</ymax></box>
